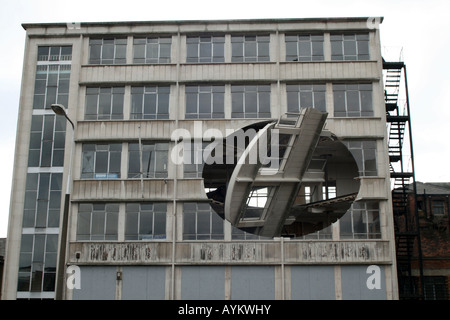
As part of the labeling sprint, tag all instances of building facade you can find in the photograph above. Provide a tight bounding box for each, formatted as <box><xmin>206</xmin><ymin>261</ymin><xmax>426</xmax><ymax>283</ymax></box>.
<box><xmin>403</xmin><ymin>182</ymin><xmax>450</xmax><ymax>299</ymax></box>
<box><xmin>2</xmin><ymin>17</ymin><xmax>399</xmax><ymax>300</ymax></box>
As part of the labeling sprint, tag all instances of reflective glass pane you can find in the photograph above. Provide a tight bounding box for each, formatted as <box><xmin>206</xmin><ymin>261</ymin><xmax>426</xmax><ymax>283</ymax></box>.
<box><xmin>344</xmin><ymin>40</ymin><xmax>357</xmax><ymax>56</ymax></box>
<box><xmin>125</xmin><ymin>211</ymin><xmax>139</xmax><ymax>236</ymax></box>
<box><xmin>347</xmin><ymin>91</ymin><xmax>360</xmax><ymax>112</ymax></box>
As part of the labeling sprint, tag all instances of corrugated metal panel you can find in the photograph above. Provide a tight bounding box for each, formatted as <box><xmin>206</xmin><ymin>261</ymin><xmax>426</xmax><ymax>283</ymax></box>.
<box><xmin>72</xmin><ymin>266</ymin><xmax>116</xmax><ymax>300</ymax></box>
<box><xmin>291</xmin><ymin>266</ymin><xmax>335</xmax><ymax>300</ymax></box>
<box><xmin>122</xmin><ymin>266</ymin><xmax>166</xmax><ymax>300</ymax></box>
<box><xmin>181</xmin><ymin>266</ymin><xmax>225</xmax><ymax>300</ymax></box>
<box><xmin>230</xmin><ymin>266</ymin><xmax>274</xmax><ymax>300</ymax></box>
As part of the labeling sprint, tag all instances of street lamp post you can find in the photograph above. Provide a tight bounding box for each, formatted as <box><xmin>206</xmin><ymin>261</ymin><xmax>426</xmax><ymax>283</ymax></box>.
<box><xmin>51</xmin><ymin>104</ymin><xmax>75</xmax><ymax>300</ymax></box>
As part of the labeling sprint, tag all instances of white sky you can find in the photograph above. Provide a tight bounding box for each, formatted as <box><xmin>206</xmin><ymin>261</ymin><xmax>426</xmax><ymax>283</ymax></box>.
<box><xmin>0</xmin><ymin>0</ymin><xmax>449</xmax><ymax>237</ymax></box>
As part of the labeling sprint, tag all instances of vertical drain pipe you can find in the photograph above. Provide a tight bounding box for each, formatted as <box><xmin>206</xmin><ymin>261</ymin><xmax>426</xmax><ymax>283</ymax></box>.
<box><xmin>138</xmin><ymin>125</ymin><xmax>144</xmax><ymax>199</ymax></box>
<box><xmin>171</xmin><ymin>29</ymin><xmax>181</xmax><ymax>300</ymax></box>
<box><xmin>281</xmin><ymin>237</ymin><xmax>285</xmax><ymax>300</ymax></box>
<box><xmin>276</xmin><ymin>28</ymin><xmax>286</xmax><ymax>300</ymax></box>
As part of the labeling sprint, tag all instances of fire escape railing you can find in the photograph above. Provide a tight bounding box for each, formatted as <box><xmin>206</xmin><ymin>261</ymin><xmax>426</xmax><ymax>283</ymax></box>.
<box><xmin>383</xmin><ymin>60</ymin><xmax>424</xmax><ymax>299</ymax></box>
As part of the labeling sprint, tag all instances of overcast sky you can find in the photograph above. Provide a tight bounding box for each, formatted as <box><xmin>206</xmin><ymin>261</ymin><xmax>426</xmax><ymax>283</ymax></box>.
<box><xmin>0</xmin><ymin>0</ymin><xmax>449</xmax><ymax>237</ymax></box>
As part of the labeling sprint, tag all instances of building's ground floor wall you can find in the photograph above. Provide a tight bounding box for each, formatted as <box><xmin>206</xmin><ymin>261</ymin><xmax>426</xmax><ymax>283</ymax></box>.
<box><xmin>69</xmin><ymin>264</ymin><xmax>389</xmax><ymax>300</ymax></box>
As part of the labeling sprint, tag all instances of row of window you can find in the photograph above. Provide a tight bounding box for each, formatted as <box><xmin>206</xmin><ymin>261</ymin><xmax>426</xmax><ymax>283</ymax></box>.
<box><xmin>85</xmin><ymin>33</ymin><xmax>370</xmax><ymax>65</ymax></box>
<box><xmin>22</xmin><ymin>138</ymin><xmax>378</xmax><ymax>231</ymax></box>
<box><xmin>81</xmin><ymin>142</ymin><xmax>169</xmax><ymax>179</ymax></box>
<box><xmin>78</xmin><ymin>139</ymin><xmax>377</xmax><ymax>180</ymax></box>
<box><xmin>18</xmin><ymin>46</ymin><xmax>72</xmax><ymax>294</ymax></box>
<box><xmin>75</xmin><ymin>201</ymin><xmax>381</xmax><ymax>241</ymax></box>
<box><xmin>17</xmin><ymin>199</ymin><xmax>381</xmax><ymax>293</ymax></box>
<box><xmin>26</xmin><ymin>136</ymin><xmax>379</xmax><ymax>181</ymax></box>
<box><xmin>35</xmin><ymin>82</ymin><xmax>373</xmax><ymax>118</ymax></box>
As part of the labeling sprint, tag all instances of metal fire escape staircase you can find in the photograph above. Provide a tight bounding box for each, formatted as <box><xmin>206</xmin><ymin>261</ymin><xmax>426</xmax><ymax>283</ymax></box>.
<box><xmin>383</xmin><ymin>61</ymin><xmax>424</xmax><ymax>299</ymax></box>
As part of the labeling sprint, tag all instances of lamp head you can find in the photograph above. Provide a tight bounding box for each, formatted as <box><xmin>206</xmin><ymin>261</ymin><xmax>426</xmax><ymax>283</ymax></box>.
<box><xmin>51</xmin><ymin>104</ymin><xmax>67</xmax><ymax>116</ymax></box>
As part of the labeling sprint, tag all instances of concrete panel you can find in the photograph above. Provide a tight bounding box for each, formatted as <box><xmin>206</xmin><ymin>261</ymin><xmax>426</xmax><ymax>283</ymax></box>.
<box><xmin>69</xmin><ymin>242</ymin><xmax>172</xmax><ymax>263</ymax></box>
<box><xmin>230</xmin><ymin>266</ymin><xmax>274</xmax><ymax>300</ymax></box>
<box><xmin>69</xmin><ymin>241</ymin><xmax>391</xmax><ymax>265</ymax></box>
<box><xmin>357</xmin><ymin>177</ymin><xmax>389</xmax><ymax>200</ymax></box>
<box><xmin>122</xmin><ymin>266</ymin><xmax>166</xmax><ymax>300</ymax></box>
<box><xmin>291</xmin><ymin>266</ymin><xmax>335</xmax><ymax>300</ymax></box>
<box><xmin>181</xmin><ymin>266</ymin><xmax>225</xmax><ymax>300</ymax></box>
<box><xmin>72</xmin><ymin>266</ymin><xmax>116</xmax><ymax>300</ymax></box>
<box><xmin>341</xmin><ymin>265</ymin><xmax>386</xmax><ymax>300</ymax></box>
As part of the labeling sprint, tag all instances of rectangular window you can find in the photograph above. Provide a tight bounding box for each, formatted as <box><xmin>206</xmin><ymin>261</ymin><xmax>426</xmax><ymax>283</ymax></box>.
<box><xmin>133</xmin><ymin>37</ymin><xmax>171</xmax><ymax>64</ymax></box>
<box><xmin>33</xmin><ymin>64</ymin><xmax>71</xmax><ymax>110</ymax></box>
<box><xmin>77</xmin><ymin>203</ymin><xmax>119</xmax><ymax>241</ymax></box>
<box><xmin>37</xmin><ymin>46</ymin><xmax>72</xmax><ymax>62</ymax></box>
<box><xmin>28</xmin><ymin>114</ymin><xmax>66</xmax><ymax>167</ymax></box>
<box><xmin>23</xmin><ymin>173</ymin><xmax>62</xmax><ymax>228</ymax></box>
<box><xmin>89</xmin><ymin>38</ymin><xmax>127</xmax><ymax>65</ymax></box>
<box><xmin>183</xmin><ymin>141</ymin><xmax>204</xmax><ymax>178</ymax></box>
<box><xmin>344</xmin><ymin>140</ymin><xmax>377</xmax><ymax>177</ymax></box>
<box><xmin>186</xmin><ymin>35</ymin><xmax>225</xmax><ymax>63</ymax></box>
<box><xmin>231</xmin><ymin>85</ymin><xmax>271</xmax><ymax>118</ymax></box>
<box><xmin>340</xmin><ymin>202</ymin><xmax>381</xmax><ymax>239</ymax></box>
<box><xmin>423</xmin><ymin>277</ymin><xmax>448</xmax><ymax>300</ymax></box>
<box><xmin>242</xmin><ymin>187</ymin><xmax>274</xmax><ymax>221</ymax></box>
<box><xmin>286</xmin><ymin>84</ymin><xmax>326</xmax><ymax>113</ymax></box>
<box><xmin>331</xmin><ymin>33</ymin><xmax>370</xmax><ymax>61</ymax></box>
<box><xmin>333</xmin><ymin>83</ymin><xmax>373</xmax><ymax>117</ymax></box>
<box><xmin>285</xmin><ymin>34</ymin><xmax>324</xmax><ymax>61</ymax></box>
<box><xmin>125</xmin><ymin>203</ymin><xmax>167</xmax><ymax>240</ymax></box>
<box><xmin>128</xmin><ymin>142</ymin><xmax>169</xmax><ymax>178</ymax></box>
<box><xmin>85</xmin><ymin>87</ymin><xmax>124</xmax><ymax>120</ymax></box>
<box><xmin>431</xmin><ymin>201</ymin><xmax>445</xmax><ymax>215</ymax></box>
<box><xmin>81</xmin><ymin>143</ymin><xmax>122</xmax><ymax>179</ymax></box>
<box><xmin>183</xmin><ymin>203</ymin><xmax>224</xmax><ymax>240</ymax></box>
<box><xmin>185</xmin><ymin>85</ymin><xmax>225</xmax><ymax>119</ymax></box>
<box><xmin>231</xmin><ymin>35</ymin><xmax>270</xmax><ymax>62</ymax></box>
<box><xmin>17</xmin><ymin>233</ymin><xmax>58</xmax><ymax>292</ymax></box>
<box><xmin>130</xmin><ymin>86</ymin><xmax>170</xmax><ymax>119</ymax></box>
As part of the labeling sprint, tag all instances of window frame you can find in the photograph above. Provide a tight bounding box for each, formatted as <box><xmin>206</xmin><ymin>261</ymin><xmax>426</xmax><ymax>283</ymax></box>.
<box><xmin>331</xmin><ymin>33</ymin><xmax>370</xmax><ymax>61</ymax></box>
<box><xmin>130</xmin><ymin>86</ymin><xmax>170</xmax><ymax>120</ymax></box>
<box><xmin>183</xmin><ymin>141</ymin><xmax>209</xmax><ymax>178</ymax></box>
<box><xmin>333</xmin><ymin>83</ymin><xmax>373</xmax><ymax>117</ymax></box>
<box><xmin>81</xmin><ymin>143</ymin><xmax>122</xmax><ymax>179</ymax></box>
<box><xmin>76</xmin><ymin>203</ymin><xmax>119</xmax><ymax>241</ymax></box>
<box><xmin>231</xmin><ymin>84</ymin><xmax>271</xmax><ymax>118</ymax></box>
<box><xmin>231</xmin><ymin>35</ymin><xmax>270</xmax><ymax>62</ymax></box>
<box><xmin>128</xmin><ymin>141</ymin><xmax>169</xmax><ymax>179</ymax></box>
<box><xmin>17</xmin><ymin>233</ymin><xmax>59</xmax><ymax>292</ymax></box>
<box><xmin>28</xmin><ymin>114</ymin><xmax>67</xmax><ymax>168</ymax></box>
<box><xmin>286</xmin><ymin>84</ymin><xmax>326</xmax><ymax>113</ymax></box>
<box><xmin>339</xmin><ymin>201</ymin><xmax>381</xmax><ymax>240</ymax></box>
<box><xmin>85</xmin><ymin>87</ymin><xmax>125</xmax><ymax>120</ymax></box>
<box><xmin>431</xmin><ymin>200</ymin><xmax>445</xmax><ymax>216</ymax></box>
<box><xmin>33</xmin><ymin>64</ymin><xmax>71</xmax><ymax>110</ymax></box>
<box><xmin>183</xmin><ymin>202</ymin><xmax>224</xmax><ymax>240</ymax></box>
<box><xmin>125</xmin><ymin>202</ymin><xmax>167</xmax><ymax>240</ymax></box>
<box><xmin>343</xmin><ymin>140</ymin><xmax>378</xmax><ymax>177</ymax></box>
<box><xmin>285</xmin><ymin>34</ymin><xmax>324</xmax><ymax>62</ymax></box>
<box><xmin>88</xmin><ymin>38</ymin><xmax>127</xmax><ymax>65</ymax></box>
<box><xmin>133</xmin><ymin>36</ymin><xmax>172</xmax><ymax>64</ymax></box>
<box><xmin>37</xmin><ymin>46</ymin><xmax>72</xmax><ymax>62</ymax></box>
<box><xmin>185</xmin><ymin>85</ymin><xmax>225</xmax><ymax>119</ymax></box>
<box><xmin>186</xmin><ymin>35</ymin><xmax>225</xmax><ymax>63</ymax></box>
<box><xmin>23</xmin><ymin>172</ymin><xmax>62</xmax><ymax>229</ymax></box>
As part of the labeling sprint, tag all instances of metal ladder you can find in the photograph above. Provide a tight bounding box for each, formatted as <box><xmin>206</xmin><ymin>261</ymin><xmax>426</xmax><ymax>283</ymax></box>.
<box><xmin>383</xmin><ymin>61</ymin><xmax>424</xmax><ymax>299</ymax></box>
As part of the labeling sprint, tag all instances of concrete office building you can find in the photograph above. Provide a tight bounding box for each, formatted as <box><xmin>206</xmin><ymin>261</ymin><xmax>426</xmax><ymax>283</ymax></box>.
<box><xmin>2</xmin><ymin>17</ymin><xmax>398</xmax><ymax>300</ymax></box>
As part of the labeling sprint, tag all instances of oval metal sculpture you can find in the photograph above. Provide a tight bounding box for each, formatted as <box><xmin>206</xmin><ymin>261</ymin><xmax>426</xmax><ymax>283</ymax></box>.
<box><xmin>203</xmin><ymin>108</ymin><xmax>360</xmax><ymax>238</ymax></box>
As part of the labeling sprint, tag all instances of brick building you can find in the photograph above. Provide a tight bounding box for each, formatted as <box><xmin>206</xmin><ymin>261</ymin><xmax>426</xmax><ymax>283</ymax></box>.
<box><xmin>396</xmin><ymin>182</ymin><xmax>450</xmax><ymax>299</ymax></box>
<box><xmin>415</xmin><ymin>182</ymin><xmax>450</xmax><ymax>299</ymax></box>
